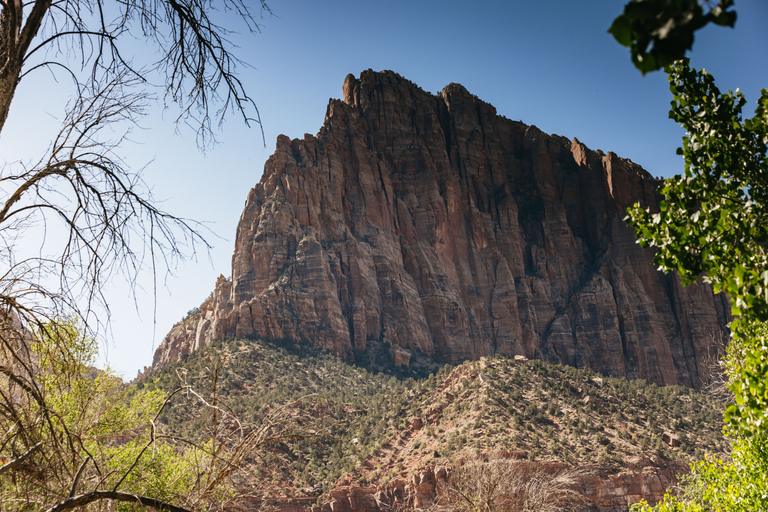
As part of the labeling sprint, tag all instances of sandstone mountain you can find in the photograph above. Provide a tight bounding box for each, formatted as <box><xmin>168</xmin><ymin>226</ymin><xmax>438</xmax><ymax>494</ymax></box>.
<box><xmin>153</xmin><ymin>70</ymin><xmax>728</xmax><ymax>388</ymax></box>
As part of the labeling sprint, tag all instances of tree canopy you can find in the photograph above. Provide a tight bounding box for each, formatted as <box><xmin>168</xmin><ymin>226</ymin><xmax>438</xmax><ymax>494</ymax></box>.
<box><xmin>626</xmin><ymin>61</ymin><xmax>768</xmax><ymax>324</ymax></box>
<box><xmin>609</xmin><ymin>0</ymin><xmax>736</xmax><ymax>74</ymax></box>
<box><xmin>613</xmin><ymin>1</ymin><xmax>768</xmax><ymax>510</ymax></box>
<box><xmin>0</xmin><ymin>320</ymin><xmax>312</xmax><ymax>511</ymax></box>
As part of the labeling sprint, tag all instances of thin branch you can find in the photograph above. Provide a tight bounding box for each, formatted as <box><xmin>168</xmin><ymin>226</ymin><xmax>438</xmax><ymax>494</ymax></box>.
<box><xmin>0</xmin><ymin>442</ymin><xmax>42</xmax><ymax>476</ymax></box>
<box><xmin>45</xmin><ymin>490</ymin><xmax>194</xmax><ymax>512</ymax></box>
<box><xmin>22</xmin><ymin>30</ymin><xmax>115</xmax><ymax>63</ymax></box>
<box><xmin>68</xmin><ymin>456</ymin><xmax>90</xmax><ymax>497</ymax></box>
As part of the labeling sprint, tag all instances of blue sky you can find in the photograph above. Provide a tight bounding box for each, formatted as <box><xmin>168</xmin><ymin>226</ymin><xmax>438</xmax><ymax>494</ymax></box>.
<box><xmin>3</xmin><ymin>1</ymin><xmax>766</xmax><ymax>378</ymax></box>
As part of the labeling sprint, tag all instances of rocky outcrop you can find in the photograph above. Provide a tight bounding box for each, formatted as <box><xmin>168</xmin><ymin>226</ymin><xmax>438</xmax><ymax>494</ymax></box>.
<box><xmin>273</xmin><ymin>461</ymin><xmax>686</xmax><ymax>512</ymax></box>
<box><xmin>153</xmin><ymin>69</ymin><xmax>729</xmax><ymax>387</ymax></box>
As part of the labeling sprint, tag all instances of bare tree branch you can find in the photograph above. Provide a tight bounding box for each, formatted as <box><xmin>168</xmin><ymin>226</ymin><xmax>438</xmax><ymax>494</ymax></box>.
<box><xmin>437</xmin><ymin>454</ymin><xmax>583</xmax><ymax>512</ymax></box>
<box><xmin>0</xmin><ymin>441</ymin><xmax>41</xmax><ymax>476</ymax></box>
<box><xmin>46</xmin><ymin>490</ymin><xmax>194</xmax><ymax>512</ymax></box>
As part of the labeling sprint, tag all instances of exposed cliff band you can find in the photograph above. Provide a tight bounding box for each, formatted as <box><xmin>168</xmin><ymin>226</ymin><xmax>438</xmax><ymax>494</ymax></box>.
<box><xmin>154</xmin><ymin>70</ymin><xmax>729</xmax><ymax>388</ymax></box>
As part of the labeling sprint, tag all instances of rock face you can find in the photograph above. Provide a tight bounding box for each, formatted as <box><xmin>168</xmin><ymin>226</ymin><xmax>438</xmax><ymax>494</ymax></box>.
<box><xmin>273</xmin><ymin>462</ymin><xmax>687</xmax><ymax>512</ymax></box>
<box><xmin>153</xmin><ymin>70</ymin><xmax>729</xmax><ymax>388</ymax></box>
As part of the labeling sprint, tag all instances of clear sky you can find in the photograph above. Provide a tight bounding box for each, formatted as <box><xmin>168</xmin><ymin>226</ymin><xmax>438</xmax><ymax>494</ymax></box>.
<box><xmin>2</xmin><ymin>1</ymin><xmax>767</xmax><ymax>379</ymax></box>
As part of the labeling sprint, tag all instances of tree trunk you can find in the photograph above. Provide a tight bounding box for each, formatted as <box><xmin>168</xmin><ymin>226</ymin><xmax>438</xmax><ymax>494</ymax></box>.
<box><xmin>0</xmin><ymin>0</ymin><xmax>53</xmax><ymax>136</ymax></box>
<box><xmin>0</xmin><ymin>65</ymin><xmax>21</xmax><ymax>135</ymax></box>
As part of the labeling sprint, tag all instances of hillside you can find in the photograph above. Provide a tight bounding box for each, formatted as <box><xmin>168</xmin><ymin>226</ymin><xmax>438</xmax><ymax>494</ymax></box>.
<box><xmin>138</xmin><ymin>337</ymin><xmax>729</xmax><ymax>510</ymax></box>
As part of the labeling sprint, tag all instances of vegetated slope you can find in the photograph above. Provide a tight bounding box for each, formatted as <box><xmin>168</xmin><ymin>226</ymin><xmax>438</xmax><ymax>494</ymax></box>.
<box><xmin>154</xmin><ymin>69</ymin><xmax>729</xmax><ymax>390</ymax></box>
<box><xmin>138</xmin><ymin>337</ymin><xmax>729</xmax><ymax>503</ymax></box>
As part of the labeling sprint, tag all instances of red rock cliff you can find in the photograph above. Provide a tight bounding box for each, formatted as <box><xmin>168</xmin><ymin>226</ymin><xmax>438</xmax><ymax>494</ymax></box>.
<box><xmin>299</xmin><ymin>462</ymin><xmax>687</xmax><ymax>512</ymax></box>
<box><xmin>153</xmin><ymin>70</ymin><xmax>729</xmax><ymax>387</ymax></box>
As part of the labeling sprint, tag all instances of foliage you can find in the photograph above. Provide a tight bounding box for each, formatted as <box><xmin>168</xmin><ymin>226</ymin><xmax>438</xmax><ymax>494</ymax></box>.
<box><xmin>722</xmin><ymin>318</ymin><xmax>768</xmax><ymax>437</ymax></box>
<box><xmin>622</xmin><ymin>58</ymin><xmax>768</xmax><ymax>506</ymax></box>
<box><xmin>0</xmin><ymin>320</ymin><xmax>313</xmax><ymax>511</ymax></box>
<box><xmin>143</xmin><ymin>338</ymin><xmax>419</xmax><ymax>495</ymax></box>
<box><xmin>626</xmin><ymin>59</ymin><xmax>768</xmax><ymax>438</ymax></box>
<box><xmin>0</xmin><ymin>320</ymin><xmax>191</xmax><ymax>509</ymax></box>
<box><xmin>613</xmin><ymin>1</ymin><xmax>768</xmax><ymax>509</ymax></box>
<box><xmin>631</xmin><ymin>436</ymin><xmax>768</xmax><ymax>512</ymax></box>
<box><xmin>143</xmin><ymin>338</ymin><xmax>729</xmax><ymax>501</ymax></box>
<box><xmin>627</xmin><ymin>60</ymin><xmax>768</xmax><ymax>321</ymax></box>
<box><xmin>609</xmin><ymin>0</ymin><xmax>736</xmax><ymax>74</ymax></box>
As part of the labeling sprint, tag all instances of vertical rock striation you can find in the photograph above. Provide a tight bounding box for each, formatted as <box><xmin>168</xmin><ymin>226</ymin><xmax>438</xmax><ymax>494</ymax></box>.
<box><xmin>153</xmin><ymin>70</ymin><xmax>729</xmax><ymax>388</ymax></box>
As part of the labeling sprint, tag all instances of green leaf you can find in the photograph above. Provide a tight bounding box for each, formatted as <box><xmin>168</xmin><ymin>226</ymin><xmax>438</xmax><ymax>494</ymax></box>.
<box><xmin>608</xmin><ymin>15</ymin><xmax>633</xmax><ymax>46</ymax></box>
<box><xmin>611</xmin><ymin>0</ymin><xmax>737</xmax><ymax>74</ymax></box>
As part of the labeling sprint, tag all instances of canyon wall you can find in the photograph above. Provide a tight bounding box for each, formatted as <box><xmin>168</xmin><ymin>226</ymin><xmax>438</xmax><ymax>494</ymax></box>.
<box><xmin>153</xmin><ymin>70</ymin><xmax>729</xmax><ymax>388</ymax></box>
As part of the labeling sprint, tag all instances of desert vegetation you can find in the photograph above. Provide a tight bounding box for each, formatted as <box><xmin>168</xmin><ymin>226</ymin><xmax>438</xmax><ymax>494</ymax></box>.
<box><xmin>140</xmin><ymin>336</ymin><xmax>730</xmax><ymax>505</ymax></box>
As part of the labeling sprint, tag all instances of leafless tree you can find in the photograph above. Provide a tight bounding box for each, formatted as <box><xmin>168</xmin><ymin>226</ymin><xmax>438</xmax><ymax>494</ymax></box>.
<box><xmin>436</xmin><ymin>455</ymin><xmax>582</xmax><ymax>512</ymax></box>
<box><xmin>0</xmin><ymin>0</ymin><xmax>269</xmax><ymax>141</ymax></box>
<box><xmin>697</xmin><ymin>330</ymin><xmax>733</xmax><ymax>402</ymax></box>
<box><xmin>0</xmin><ymin>0</ymin><xmax>270</xmax><ymax>336</ymax></box>
<box><xmin>0</xmin><ymin>0</ymin><xmax>281</xmax><ymax>509</ymax></box>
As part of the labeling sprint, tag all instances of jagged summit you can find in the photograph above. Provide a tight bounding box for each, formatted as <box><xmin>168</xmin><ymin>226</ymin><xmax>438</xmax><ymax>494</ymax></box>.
<box><xmin>153</xmin><ymin>70</ymin><xmax>728</xmax><ymax>388</ymax></box>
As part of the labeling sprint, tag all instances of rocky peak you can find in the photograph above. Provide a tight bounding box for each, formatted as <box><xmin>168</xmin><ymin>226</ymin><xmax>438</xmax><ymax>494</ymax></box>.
<box><xmin>153</xmin><ymin>70</ymin><xmax>728</xmax><ymax>388</ymax></box>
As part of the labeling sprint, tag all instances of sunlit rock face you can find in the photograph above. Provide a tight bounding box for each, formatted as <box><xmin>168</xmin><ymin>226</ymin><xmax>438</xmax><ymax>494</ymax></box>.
<box><xmin>153</xmin><ymin>70</ymin><xmax>728</xmax><ymax>388</ymax></box>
